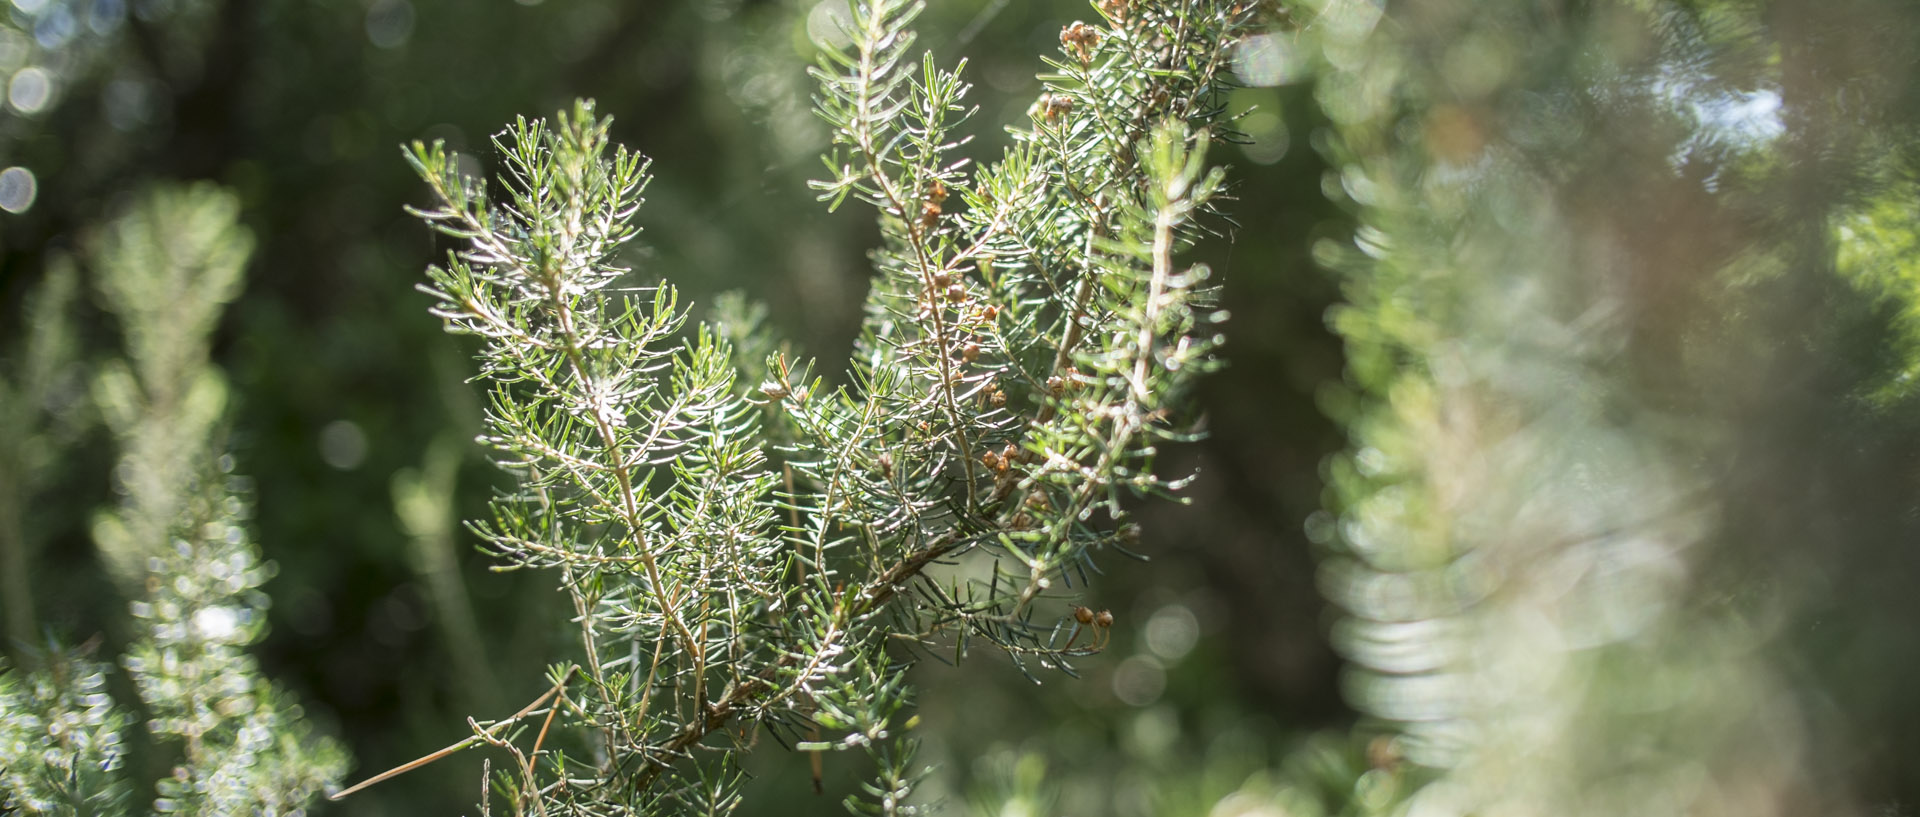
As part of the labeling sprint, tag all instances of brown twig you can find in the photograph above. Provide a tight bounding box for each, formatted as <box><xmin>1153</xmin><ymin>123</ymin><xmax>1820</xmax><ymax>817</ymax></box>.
<box><xmin>330</xmin><ymin>667</ymin><xmax>575</xmax><ymax>801</ymax></box>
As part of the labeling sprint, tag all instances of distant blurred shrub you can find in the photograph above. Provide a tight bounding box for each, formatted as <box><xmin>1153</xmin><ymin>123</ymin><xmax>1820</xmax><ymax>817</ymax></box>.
<box><xmin>0</xmin><ymin>185</ymin><xmax>345</xmax><ymax>816</ymax></box>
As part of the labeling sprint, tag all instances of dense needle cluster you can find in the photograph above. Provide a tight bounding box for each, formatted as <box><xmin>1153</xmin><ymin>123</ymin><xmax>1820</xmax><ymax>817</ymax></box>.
<box><xmin>387</xmin><ymin>1</ymin><xmax>1255</xmax><ymax>813</ymax></box>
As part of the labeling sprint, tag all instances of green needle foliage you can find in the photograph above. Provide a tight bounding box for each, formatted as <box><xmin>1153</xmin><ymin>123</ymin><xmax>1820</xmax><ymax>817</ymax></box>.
<box><xmin>0</xmin><ymin>184</ymin><xmax>347</xmax><ymax>817</ymax></box>
<box><xmin>0</xmin><ymin>648</ymin><xmax>131</xmax><ymax>815</ymax></box>
<box><xmin>1295</xmin><ymin>0</ymin><xmax>1913</xmax><ymax>813</ymax></box>
<box><xmin>89</xmin><ymin>185</ymin><xmax>251</xmax><ymax>594</ymax></box>
<box><xmin>97</xmin><ymin>185</ymin><xmax>347</xmax><ymax>815</ymax></box>
<box><xmin>387</xmin><ymin>1</ymin><xmax>1256</xmax><ymax>813</ymax></box>
<box><xmin>119</xmin><ymin>465</ymin><xmax>347</xmax><ymax>816</ymax></box>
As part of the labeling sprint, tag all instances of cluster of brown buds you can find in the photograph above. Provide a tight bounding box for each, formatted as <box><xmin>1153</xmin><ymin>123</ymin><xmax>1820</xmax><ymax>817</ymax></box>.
<box><xmin>1098</xmin><ymin>0</ymin><xmax>1128</xmax><ymax>21</ymax></box>
<box><xmin>1061</xmin><ymin>21</ymin><xmax>1101</xmax><ymax>63</ymax></box>
<box><xmin>980</xmin><ymin>446</ymin><xmax>1011</xmax><ymax>475</ymax></box>
<box><xmin>1066</xmin><ymin>605</ymin><xmax>1115</xmax><ymax>651</ymax></box>
<box><xmin>973</xmin><ymin>374</ymin><xmax>1006</xmax><ymax>408</ymax></box>
<box><xmin>1044</xmin><ymin>365</ymin><xmax>1084</xmax><ymax>397</ymax></box>
<box><xmin>930</xmin><ymin>269</ymin><xmax>966</xmax><ymax>303</ymax></box>
<box><xmin>964</xmin><ymin>301</ymin><xmax>1000</xmax><ymax>326</ymax></box>
<box><xmin>1039</xmin><ymin>92</ymin><xmax>1075</xmax><ymax>122</ymax></box>
<box><xmin>983</xmin><ymin>442</ymin><xmax>1026</xmax><ymax>502</ymax></box>
<box><xmin>918</xmin><ymin>179</ymin><xmax>946</xmax><ymax>231</ymax></box>
<box><xmin>920</xmin><ymin>269</ymin><xmax>971</xmax><ymax>315</ymax></box>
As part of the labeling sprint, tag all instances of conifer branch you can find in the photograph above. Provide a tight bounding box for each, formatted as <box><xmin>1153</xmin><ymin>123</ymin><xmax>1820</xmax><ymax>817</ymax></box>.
<box><xmin>381</xmin><ymin>3</ymin><xmax>1254</xmax><ymax>812</ymax></box>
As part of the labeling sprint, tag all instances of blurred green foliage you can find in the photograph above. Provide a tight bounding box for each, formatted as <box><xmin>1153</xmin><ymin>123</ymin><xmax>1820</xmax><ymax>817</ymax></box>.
<box><xmin>3</xmin><ymin>182</ymin><xmax>346</xmax><ymax>815</ymax></box>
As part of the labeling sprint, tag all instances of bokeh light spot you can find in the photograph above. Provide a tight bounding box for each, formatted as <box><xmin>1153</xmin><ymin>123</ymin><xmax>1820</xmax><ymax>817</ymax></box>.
<box><xmin>1112</xmin><ymin>654</ymin><xmax>1167</xmax><ymax>706</ymax></box>
<box><xmin>1145</xmin><ymin>604</ymin><xmax>1199</xmax><ymax>661</ymax></box>
<box><xmin>807</xmin><ymin>0</ymin><xmax>854</xmax><ymax>50</ymax></box>
<box><xmin>1234</xmin><ymin>33</ymin><xmax>1307</xmax><ymax>87</ymax></box>
<box><xmin>365</xmin><ymin>0</ymin><xmax>414</xmax><ymax>49</ymax></box>
<box><xmin>192</xmin><ymin>605</ymin><xmax>240</xmax><ymax>641</ymax></box>
<box><xmin>1239</xmin><ymin>109</ymin><xmax>1290</xmax><ymax>165</ymax></box>
<box><xmin>0</xmin><ymin>166</ymin><xmax>37</xmax><ymax>213</ymax></box>
<box><xmin>319</xmin><ymin>419</ymin><xmax>369</xmax><ymax>470</ymax></box>
<box><xmin>9</xmin><ymin>66</ymin><xmax>53</xmax><ymax>114</ymax></box>
<box><xmin>89</xmin><ymin>0</ymin><xmax>127</xmax><ymax>35</ymax></box>
<box><xmin>1125</xmin><ymin>705</ymin><xmax>1179</xmax><ymax>756</ymax></box>
<box><xmin>33</xmin><ymin>6</ymin><xmax>75</xmax><ymax>48</ymax></box>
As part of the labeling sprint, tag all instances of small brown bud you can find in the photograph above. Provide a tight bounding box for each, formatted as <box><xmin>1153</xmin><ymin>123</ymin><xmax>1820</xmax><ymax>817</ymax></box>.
<box><xmin>947</xmin><ymin>283</ymin><xmax>967</xmax><ymax>302</ymax></box>
<box><xmin>962</xmin><ymin>341</ymin><xmax>980</xmax><ymax>362</ymax></box>
<box><xmin>989</xmin><ymin>388</ymin><xmax>1006</xmax><ymax>407</ymax></box>
<box><xmin>932</xmin><ymin>270</ymin><xmax>952</xmax><ymax>288</ymax></box>
<box><xmin>1062</xmin><ymin>21</ymin><xmax>1100</xmax><ymax>62</ymax></box>
<box><xmin>1094</xmin><ymin>609</ymin><xmax>1114</xmax><ymax>628</ymax></box>
<box><xmin>981</xmin><ymin>304</ymin><xmax>1000</xmax><ymax>321</ymax></box>
<box><xmin>759</xmin><ymin>381</ymin><xmax>789</xmax><ymax>400</ymax></box>
<box><xmin>877</xmin><ymin>451</ymin><xmax>893</xmax><ymax>477</ymax></box>
<box><xmin>927</xmin><ymin>179</ymin><xmax>948</xmax><ymax>203</ymax></box>
<box><xmin>1099</xmin><ymin>0</ymin><xmax>1127</xmax><ymax>20</ymax></box>
<box><xmin>1046</xmin><ymin>375</ymin><xmax>1065</xmax><ymax>395</ymax></box>
<box><xmin>1043</xmin><ymin>93</ymin><xmax>1075</xmax><ymax>120</ymax></box>
<box><xmin>981</xmin><ymin>450</ymin><xmax>1001</xmax><ymax>469</ymax></box>
<box><xmin>919</xmin><ymin>199</ymin><xmax>941</xmax><ymax>230</ymax></box>
<box><xmin>1073</xmin><ymin>605</ymin><xmax>1095</xmax><ymax>625</ymax></box>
